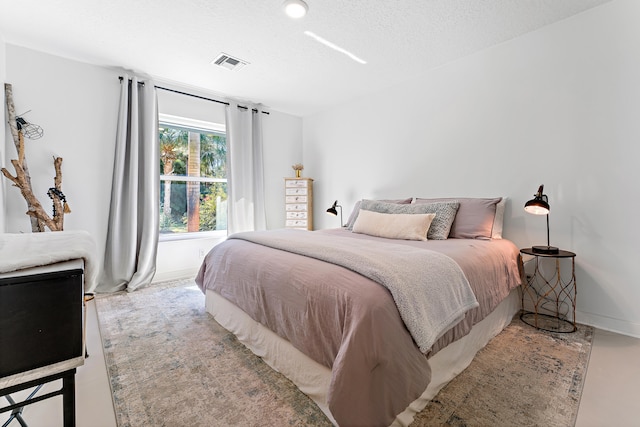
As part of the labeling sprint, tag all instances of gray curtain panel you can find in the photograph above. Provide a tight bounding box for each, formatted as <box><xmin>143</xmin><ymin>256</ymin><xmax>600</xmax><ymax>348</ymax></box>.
<box><xmin>225</xmin><ymin>103</ymin><xmax>267</xmax><ymax>234</ymax></box>
<box><xmin>99</xmin><ymin>74</ymin><xmax>159</xmax><ymax>292</ymax></box>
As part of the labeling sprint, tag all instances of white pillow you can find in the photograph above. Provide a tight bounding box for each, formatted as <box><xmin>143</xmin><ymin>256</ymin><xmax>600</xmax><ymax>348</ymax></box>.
<box><xmin>352</xmin><ymin>210</ymin><xmax>436</xmax><ymax>241</ymax></box>
<box><xmin>491</xmin><ymin>197</ymin><xmax>507</xmax><ymax>239</ymax></box>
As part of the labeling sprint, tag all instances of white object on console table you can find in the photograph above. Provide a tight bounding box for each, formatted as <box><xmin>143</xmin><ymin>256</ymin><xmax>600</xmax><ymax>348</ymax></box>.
<box><xmin>0</xmin><ymin>230</ymin><xmax>98</xmax><ymax>292</ymax></box>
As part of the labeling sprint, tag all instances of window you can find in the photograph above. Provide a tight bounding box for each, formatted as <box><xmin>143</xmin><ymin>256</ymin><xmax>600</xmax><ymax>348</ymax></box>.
<box><xmin>159</xmin><ymin>114</ymin><xmax>227</xmax><ymax>238</ymax></box>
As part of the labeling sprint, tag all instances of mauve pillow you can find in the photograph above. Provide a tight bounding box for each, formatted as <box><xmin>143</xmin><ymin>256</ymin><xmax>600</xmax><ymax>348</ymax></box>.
<box><xmin>414</xmin><ymin>197</ymin><xmax>502</xmax><ymax>239</ymax></box>
<box><xmin>346</xmin><ymin>198</ymin><xmax>413</xmax><ymax>230</ymax></box>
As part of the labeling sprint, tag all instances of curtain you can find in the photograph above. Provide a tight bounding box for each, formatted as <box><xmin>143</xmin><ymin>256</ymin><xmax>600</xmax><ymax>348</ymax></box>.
<box><xmin>99</xmin><ymin>74</ymin><xmax>159</xmax><ymax>293</ymax></box>
<box><xmin>225</xmin><ymin>103</ymin><xmax>267</xmax><ymax>234</ymax></box>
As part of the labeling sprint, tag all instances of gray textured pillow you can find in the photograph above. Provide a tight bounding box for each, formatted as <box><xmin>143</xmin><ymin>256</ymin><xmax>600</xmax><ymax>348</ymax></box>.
<box><xmin>351</xmin><ymin>199</ymin><xmax>459</xmax><ymax>240</ymax></box>
<box><xmin>346</xmin><ymin>198</ymin><xmax>413</xmax><ymax>230</ymax></box>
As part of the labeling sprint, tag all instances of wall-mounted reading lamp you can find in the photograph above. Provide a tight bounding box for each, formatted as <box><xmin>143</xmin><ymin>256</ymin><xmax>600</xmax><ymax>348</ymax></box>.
<box><xmin>524</xmin><ymin>185</ymin><xmax>559</xmax><ymax>254</ymax></box>
<box><xmin>326</xmin><ymin>200</ymin><xmax>344</xmax><ymax>227</ymax></box>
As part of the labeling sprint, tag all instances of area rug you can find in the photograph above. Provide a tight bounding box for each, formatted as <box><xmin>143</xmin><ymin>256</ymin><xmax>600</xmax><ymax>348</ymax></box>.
<box><xmin>96</xmin><ymin>279</ymin><xmax>331</xmax><ymax>427</ymax></box>
<box><xmin>411</xmin><ymin>317</ymin><xmax>593</xmax><ymax>427</ymax></box>
<box><xmin>96</xmin><ymin>279</ymin><xmax>593</xmax><ymax>427</ymax></box>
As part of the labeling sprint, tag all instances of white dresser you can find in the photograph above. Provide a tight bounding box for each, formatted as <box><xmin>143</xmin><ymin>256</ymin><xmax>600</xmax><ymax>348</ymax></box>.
<box><xmin>284</xmin><ymin>177</ymin><xmax>313</xmax><ymax>230</ymax></box>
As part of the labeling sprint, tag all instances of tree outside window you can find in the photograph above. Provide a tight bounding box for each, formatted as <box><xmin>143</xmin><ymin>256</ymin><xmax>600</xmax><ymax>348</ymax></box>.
<box><xmin>159</xmin><ymin>117</ymin><xmax>227</xmax><ymax>235</ymax></box>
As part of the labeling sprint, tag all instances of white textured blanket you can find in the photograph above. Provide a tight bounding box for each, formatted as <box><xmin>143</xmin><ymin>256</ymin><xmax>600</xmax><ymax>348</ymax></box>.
<box><xmin>0</xmin><ymin>230</ymin><xmax>98</xmax><ymax>293</ymax></box>
<box><xmin>230</xmin><ymin>229</ymin><xmax>479</xmax><ymax>353</ymax></box>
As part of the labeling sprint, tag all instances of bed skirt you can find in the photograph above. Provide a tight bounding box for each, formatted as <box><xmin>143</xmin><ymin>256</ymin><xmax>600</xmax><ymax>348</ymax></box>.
<box><xmin>205</xmin><ymin>287</ymin><xmax>520</xmax><ymax>426</ymax></box>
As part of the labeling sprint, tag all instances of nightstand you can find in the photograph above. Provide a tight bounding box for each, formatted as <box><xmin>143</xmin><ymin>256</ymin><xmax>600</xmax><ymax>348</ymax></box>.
<box><xmin>520</xmin><ymin>248</ymin><xmax>577</xmax><ymax>333</ymax></box>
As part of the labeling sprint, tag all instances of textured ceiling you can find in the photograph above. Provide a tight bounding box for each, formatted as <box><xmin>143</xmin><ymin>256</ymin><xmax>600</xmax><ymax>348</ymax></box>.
<box><xmin>0</xmin><ymin>0</ymin><xmax>611</xmax><ymax>117</ymax></box>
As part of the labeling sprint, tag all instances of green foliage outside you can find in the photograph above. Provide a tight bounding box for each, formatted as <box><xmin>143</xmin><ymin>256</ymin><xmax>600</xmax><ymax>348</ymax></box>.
<box><xmin>159</xmin><ymin>125</ymin><xmax>227</xmax><ymax>233</ymax></box>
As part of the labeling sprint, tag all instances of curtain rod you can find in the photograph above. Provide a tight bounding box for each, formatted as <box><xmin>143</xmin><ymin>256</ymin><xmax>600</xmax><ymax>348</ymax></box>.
<box><xmin>118</xmin><ymin>77</ymin><xmax>269</xmax><ymax>115</ymax></box>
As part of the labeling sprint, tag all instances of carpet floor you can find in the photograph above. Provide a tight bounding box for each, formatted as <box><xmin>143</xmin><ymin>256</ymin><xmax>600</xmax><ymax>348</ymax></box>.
<box><xmin>96</xmin><ymin>279</ymin><xmax>593</xmax><ymax>426</ymax></box>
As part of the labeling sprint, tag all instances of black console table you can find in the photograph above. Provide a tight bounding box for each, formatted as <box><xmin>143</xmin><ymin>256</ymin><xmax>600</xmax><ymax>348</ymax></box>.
<box><xmin>1</xmin><ymin>369</ymin><xmax>76</xmax><ymax>427</ymax></box>
<box><xmin>0</xmin><ymin>260</ymin><xmax>85</xmax><ymax>427</ymax></box>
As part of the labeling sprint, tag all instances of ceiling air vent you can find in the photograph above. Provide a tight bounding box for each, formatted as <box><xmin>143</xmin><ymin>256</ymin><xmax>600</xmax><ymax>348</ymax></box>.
<box><xmin>211</xmin><ymin>53</ymin><xmax>248</xmax><ymax>71</ymax></box>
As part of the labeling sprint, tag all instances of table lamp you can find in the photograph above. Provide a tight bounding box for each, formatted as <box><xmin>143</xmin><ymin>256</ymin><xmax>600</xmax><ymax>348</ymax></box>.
<box><xmin>326</xmin><ymin>200</ymin><xmax>344</xmax><ymax>227</ymax></box>
<box><xmin>524</xmin><ymin>185</ymin><xmax>559</xmax><ymax>254</ymax></box>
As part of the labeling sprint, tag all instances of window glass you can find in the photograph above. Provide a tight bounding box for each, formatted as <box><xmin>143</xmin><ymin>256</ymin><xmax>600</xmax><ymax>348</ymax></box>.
<box><xmin>159</xmin><ymin>116</ymin><xmax>227</xmax><ymax>236</ymax></box>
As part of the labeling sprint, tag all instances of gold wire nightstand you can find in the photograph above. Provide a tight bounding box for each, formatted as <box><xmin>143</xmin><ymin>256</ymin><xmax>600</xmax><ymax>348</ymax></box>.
<box><xmin>520</xmin><ymin>247</ymin><xmax>577</xmax><ymax>333</ymax></box>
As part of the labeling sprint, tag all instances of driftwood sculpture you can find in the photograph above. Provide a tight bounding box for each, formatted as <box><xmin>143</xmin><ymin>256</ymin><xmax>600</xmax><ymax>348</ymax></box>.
<box><xmin>1</xmin><ymin>83</ymin><xmax>70</xmax><ymax>231</ymax></box>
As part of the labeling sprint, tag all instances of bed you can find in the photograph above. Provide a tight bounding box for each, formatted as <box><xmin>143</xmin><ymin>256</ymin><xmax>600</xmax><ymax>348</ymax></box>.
<box><xmin>195</xmin><ymin>197</ymin><xmax>522</xmax><ymax>426</ymax></box>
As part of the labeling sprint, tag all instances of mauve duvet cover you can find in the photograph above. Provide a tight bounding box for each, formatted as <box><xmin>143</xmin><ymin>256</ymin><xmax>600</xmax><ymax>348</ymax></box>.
<box><xmin>196</xmin><ymin>229</ymin><xmax>521</xmax><ymax>426</ymax></box>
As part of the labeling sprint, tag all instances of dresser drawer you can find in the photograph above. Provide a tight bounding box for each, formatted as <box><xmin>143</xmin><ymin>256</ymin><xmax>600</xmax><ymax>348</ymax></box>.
<box><xmin>286</xmin><ymin>188</ymin><xmax>308</xmax><ymax>196</ymax></box>
<box><xmin>286</xmin><ymin>204</ymin><xmax>308</xmax><ymax>211</ymax></box>
<box><xmin>285</xmin><ymin>180</ymin><xmax>309</xmax><ymax>188</ymax></box>
<box><xmin>286</xmin><ymin>219</ymin><xmax>308</xmax><ymax>228</ymax></box>
<box><xmin>285</xmin><ymin>195</ymin><xmax>307</xmax><ymax>203</ymax></box>
<box><xmin>286</xmin><ymin>211</ymin><xmax>308</xmax><ymax>219</ymax></box>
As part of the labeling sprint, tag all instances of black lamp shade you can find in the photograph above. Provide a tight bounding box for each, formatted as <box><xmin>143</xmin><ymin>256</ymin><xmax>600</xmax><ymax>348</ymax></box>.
<box><xmin>524</xmin><ymin>199</ymin><xmax>550</xmax><ymax>215</ymax></box>
<box><xmin>326</xmin><ymin>200</ymin><xmax>339</xmax><ymax>216</ymax></box>
<box><xmin>524</xmin><ymin>185</ymin><xmax>558</xmax><ymax>254</ymax></box>
<box><xmin>524</xmin><ymin>185</ymin><xmax>550</xmax><ymax>215</ymax></box>
<box><xmin>326</xmin><ymin>200</ymin><xmax>344</xmax><ymax>227</ymax></box>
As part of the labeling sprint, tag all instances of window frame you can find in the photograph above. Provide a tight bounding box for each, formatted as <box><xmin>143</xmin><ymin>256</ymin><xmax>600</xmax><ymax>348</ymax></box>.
<box><xmin>158</xmin><ymin>113</ymin><xmax>227</xmax><ymax>241</ymax></box>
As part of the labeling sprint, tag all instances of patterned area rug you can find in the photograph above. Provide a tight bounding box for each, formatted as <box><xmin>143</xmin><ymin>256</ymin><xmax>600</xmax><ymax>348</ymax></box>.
<box><xmin>96</xmin><ymin>280</ymin><xmax>331</xmax><ymax>427</ymax></box>
<box><xmin>96</xmin><ymin>279</ymin><xmax>593</xmax><ymax>427</ymax></box>
<box><xmin>412</xmin><ymin>318</ymin><xmax>593</xmax><ymax>426</ymax></box>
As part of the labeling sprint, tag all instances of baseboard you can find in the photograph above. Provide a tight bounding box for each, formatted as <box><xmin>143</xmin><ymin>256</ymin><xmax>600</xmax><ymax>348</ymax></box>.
<box><xmin>576</xmin><ymin>310</ymin><xmax>640</xmax><ymax>339</ymax></box>
<box><xmin>152</xmin><ymin>268</ymin><xmax>198</xmax><ymax>284</ymax></box>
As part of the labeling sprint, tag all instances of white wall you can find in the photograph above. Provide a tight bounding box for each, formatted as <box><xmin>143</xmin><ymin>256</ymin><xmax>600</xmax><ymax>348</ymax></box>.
<box><xmin>4</xmin><ymin>45</ymin><xmax>303</xmax><ymax>284</ymax></box>
<box><xmin>304</xmin><ymin>0</ymin><xmax>640</xmax><ymax>337</ymax></box>
<box><xmin>4</xmin><ymin>45</ymin><xmax>120</xmax><ymax>267</ymax></box>
<box><xmin>263</xmin><ymin>109</ymin><xmax>304</xmax><ymax>227</ymax></box>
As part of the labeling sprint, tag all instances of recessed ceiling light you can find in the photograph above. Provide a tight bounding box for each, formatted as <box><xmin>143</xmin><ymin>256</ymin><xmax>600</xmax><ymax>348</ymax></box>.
<box><xmin>304</xmin><ymin>31</ymin><xmax>367</xmax><ymax>65</ymax></box>
<box><xmin>283</xmin><ymin>0</ymin><xmax>308</xmax><ymax>19</ymax></box>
